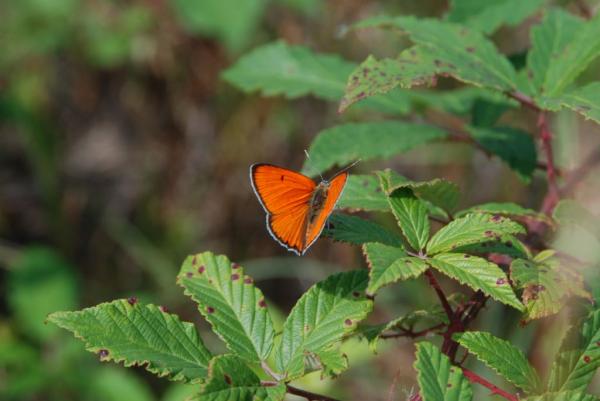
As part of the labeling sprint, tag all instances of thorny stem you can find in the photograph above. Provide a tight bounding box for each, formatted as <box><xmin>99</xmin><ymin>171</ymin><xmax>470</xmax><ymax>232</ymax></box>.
<box><xmin>424</xmin><ymin>269</ymin><xmax>454</xmax><ymax>321</ymax></box>
<box><xmin>462</xmin><ymin>369</ymin><xmax>519</xmax><ymax>401</ymax></box>
<box><xmin>380</xmin><ymin>323</ymin><xmax>445</xmax><ymax>339</ymax></box>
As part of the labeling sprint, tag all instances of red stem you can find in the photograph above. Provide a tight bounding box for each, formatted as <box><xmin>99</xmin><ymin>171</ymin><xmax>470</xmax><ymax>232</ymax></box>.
<box><xmin>462</xmin><ymin>369</ymin><xmax>519</xmax><ymax>401</ymax></box>
<box><xmin>424</xmin><ymin>269</ymin><xmax>454</xmax><ymax>320</ymax></box>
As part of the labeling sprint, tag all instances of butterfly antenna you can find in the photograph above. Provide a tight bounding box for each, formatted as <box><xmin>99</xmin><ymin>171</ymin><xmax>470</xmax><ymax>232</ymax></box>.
<box><xmin>304</xmin><ymin>149</ymin><xmax>324</xmax><ymax>181</ymax></box>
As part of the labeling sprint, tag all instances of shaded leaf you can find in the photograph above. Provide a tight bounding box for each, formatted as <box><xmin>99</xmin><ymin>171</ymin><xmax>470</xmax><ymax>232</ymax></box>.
<box><xmin>467</xmin><ymin>126</ymin><xmax>537</xmax><ymax>181</ymax></box>
<box><xmin>429</xmin><ymin>253</ymin><xmax>523</xmax><ymax>310</ymax></box>
<box><xmin>48</xmin><ymin>300</ymin><xmax>212</xmax><ymax>383</ymax></box>
<box><xmin>356</xmin><ymin>16</ymin><xmax>518</xmax><ymax>91</ymax></box>
<box><xmin>178</xmin><ymin>252</ymin><xmax>275</xmax><ymax>362</ymax></box>
<box><xmin>189</xmin><ymin>355</ymin><xmax>286</xmax><ymax>401</ymax></box>
<box><xmin>453</xmin><ymin>234</ymin><xmax>531</xmax><ymax>259</ymax></box>
<box><xmin>510</xmin><ymin>256</ymin><xmax>591</xmax><ymax>321</ymax></box>
<box><xmin>302</xmin><ymin>121</ymin><xmax>448</xmax><ymax>175</ymax></box>
<box><xmin>427</xmin><ymin>213</ymin><xmax>525</xmax><ymax>255</ymax></box>
<box><xmin>275</xmin><ymin>270</ymin><xmax>373</xmax><ymax>380</ymax></box>
<box><xmin>446</xmin><ymin>0</ymin><xmax>545</xmax><ymax>34</ymax></box>
<box><xmin>323</xmin><ymin>214</ymin><xmax>403</xmax><ymax>247</ymax></box>
<box><xmin>455</xmin><ymin>331</ymin><xmax>542</xmax><ymax>393</ymax></box>
<box><xmin>386</xmin><ymin>188</ymin><xmax>430</xmax><ymax>251</ymax></box>
<box><xmin>415</xmin><ymin>342</ymin><xmax>473</xmax><ymax>401</ymax></box>
<box><xmin>337</xmin><ymin>175</ymin><xmax>388</xmax><ymax>212</ymax></box>
<box><xmin>363</xmin><ymin>243</ymin><xmax>429</xmax><ymax>295</ymax></box>
<box><xmin>548</xmin><ymin>309</ymin><xmax>600</xmax><ymax>393</ymax></box>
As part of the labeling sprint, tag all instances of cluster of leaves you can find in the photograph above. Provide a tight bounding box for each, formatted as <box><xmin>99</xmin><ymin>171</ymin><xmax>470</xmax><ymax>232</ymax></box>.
<box><xmin>49</xmin><ymin>1</ymin><xmax>600</xmax><ymax>401</ymax></box>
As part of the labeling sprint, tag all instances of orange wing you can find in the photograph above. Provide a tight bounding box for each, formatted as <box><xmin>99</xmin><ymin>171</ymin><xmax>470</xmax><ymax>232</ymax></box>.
<box><xmin>305</xmin><ymin>172</ymin><xmax>349</xmax><ymax>250</ymax></box>
<box><xmin>250</xmin><ymin>164</ymin><xmax>316</xmax><ymax>254</ymax></box>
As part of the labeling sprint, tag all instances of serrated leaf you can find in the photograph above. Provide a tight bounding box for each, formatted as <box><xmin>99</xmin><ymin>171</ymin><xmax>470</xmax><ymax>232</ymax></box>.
<box><xmin>339</xmin><ymin>47</ymin><xmax>437</xmax><ymax>112</ymax></box>
<box><xmin>387</xmin><ymin>189</ymin><xmax>430</xmax><ymax>251</ymax></box>
<box><xmin>467</xmin><ymin>126</ymin><xmax>537</xmax><ymax>181</ymax></box>
<box><xmin>428</xmin><ymin>253</ymin><xmax>523</xmax><ymax>310</ymax></box>
<box><xmin>275</xmin><ymin>270</ymin><xmax>373</xmax><ymax>380</ymax></box>
<box><xmin>302</xmin><ymin>122</ymin><xmax>448</xmax><ymax>175</ymax></box>
<box><xmin>427</xmin><ymin>213</ymin><xmax>525</xmax><ymax>255</ymax></box>
<box><xmin>311</xmin><ymin>346</ymin><xmax>348</xmax><ymax>378</ymax></box>
<box><xmin>363</xmin><ymin>243</ymin><xmax>429</xmax><ymax>295</ymax></box>
<box><xmin>323</xmin><ymin>214</ymin><xmax>403</xmax><ymax>247</ymax></box>
<box><xmin>446</xmin><ymin>0</ymin><xmax>545</xmax><ymax>35</ymax></box>
<box><xmin>178</xmin><ymin>252</ymin><xmax>275</xmax><ymax>362</ymax></box>
<box><xmin>455</xmin><ymin>331</ymin><xmax>542</xmax><ymax>393</ymax></box>
<box><xmin>453</xmin><ymin>233</ymin><xmax>531</xmax><ymax>259</ymax></box>
<box><xmin>554</xmin><ymin>200</ymin><xmax>600</xmax><ymax>242</ymax></box>
<box><xmin>337</xmin><ymin>175</ymin><xmax>388</xmax><ymax>211</ymax></box>
<box><xmin>47</xmin><ymin>300</ymin><xmax>212</xmax><ymax>383</ymax></box>
<box><xmin>458</xmin><ymin>202</ymin><xmax>552</xmax><ymax>225</ymax></box>
<box><xmin>189</xmin><ymin>355</ymin><xmax>286</xmax><ymax>401</ymax></box>
<box><xmin>531</xmin><ymin>11</ymin><xmax>600</xmax><ymax>99</ymax></box>
<box><xmin>548</xmin><ymin>309</ymin><xmax>600</xmax><ymax>393</ymax></box>
<box><xmin>221</xmin><ymin>41</ymin><xmax>411</xmax><ymax>114</ymax></box>
<box><xmin>378</xmin><ymin>169</ymin><xmax>460</xmax><ymax>213</ymax></box>
<box><xmin>523</xmin><ymin>392</ymin><xmax>599</xmax><ymax>401</ymax></box>
<box><xmin>510</xmin><ymin>257</ymin><xmax>590</xmax><ymax>321</ymax></box>
<box><xmin>557</xmin><ymin>83</ymin><xmax>600</xmax><ymax>124</ymax></box>
<box><xmin>415</xmin><ymin>342</ymin><xmax>473</xmax><ymax>401</ymax></box>
<box><xmin>356</xmin><ymin>16</ymin><xmax>518</xmax><ymax>92</ymax></box>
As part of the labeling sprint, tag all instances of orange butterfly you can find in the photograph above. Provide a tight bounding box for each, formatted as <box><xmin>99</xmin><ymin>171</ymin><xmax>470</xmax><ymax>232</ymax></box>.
<box><xmin>250</xmin><ymin>163</ymin><xmax>353</xmax><ymax>255</ymax></box>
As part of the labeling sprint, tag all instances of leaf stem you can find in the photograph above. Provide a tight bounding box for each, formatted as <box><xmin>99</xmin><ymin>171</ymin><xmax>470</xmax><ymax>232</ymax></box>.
<box><xmin>462</xmin><ymin>368</ymin><xmax>519</xmax><ymax>401</ymax></box>
<box><xmin>424</xmin><ymin>269</ymin><xmax>454</xmax><ymax>321</ymax></box>
<box><xmin>380</xmin><ymin>323</ymin><xmax>445</xmax><ymax>339</ymax></box>
<box><xmin>286</xmin><ymin>384</ymin><xmax>342</xmax><ymax>401</ymax></box>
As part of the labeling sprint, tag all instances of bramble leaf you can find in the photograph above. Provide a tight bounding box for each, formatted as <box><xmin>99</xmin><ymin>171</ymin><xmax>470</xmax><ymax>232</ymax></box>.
<box><xmin>446</xmin><ymin>0</ymin><xmax>545</xmax><ymax>35</ymax></box>
<box><xmin>458</xmin><ymin>202</ymin><xmax>552</xmax><ymax>225</ymax></box>
<box><xmin>455</xmin><ymin>331</ymin><xmax>542</xmax><ymax>393</ymax></box>
<box><xmin>510</xmin><ymin>256</ymin><xmax>590</xmax><ymax>321</ymax></box>
<box><xmin>222</xmin><ymin>41</ymin><xmax>411</xmax><ymax>114</ymax></box>
<box><xmin>337</xmin><ymin>175</ymin><xmax>388</xmax><ymax>211</ymax></box>
<box><xmin>548</xmin><ymin>309</ymin><xmax>600</xmax><ymax>393</ymax></box>
<box><xmin>275</xmin><ymin>270</ymin><xmax>373</xmax><ymax>380</ymax></box>
<box><xmin>324</xmin><ymin>214</ymin><xmax>403</xmax><ymax>247</ymax></box>
<box><xmin>356</xmin><ymin>16</ymin><xmax>518</xmax><ymax>91</ymax></box>
<box><xmin>386</xmin><ymin>188</ymin><xmax>430</xmax><ymax>251</ymax></box>
<box><xmin>415</xmin><ymin>342</ymin><xmax>473</xmax><ymax>401</ymax></box>
<box><xmin>522</xmin><ymin>392</ymin><xmax>599</xmax><ymax>401</ymax></box>
<box><xmin>467</xmin><ymin>126</ymin><xmax>537</xmax><ymax>181</ymax></box>
<box><xmin>453</xmin><ymin>234</ymin><xmax>531</xmax><ymax>259</ymax></box>
<box><xmin>178</xmin><ymin>252</ymin><xmax>275</xmax><ymax>362</ymax></box>
<box><xmin>47</xmin><ymin>300</ymin><xmax>212</xmax><ymax>383</ymax></box>
<box><xmin>556</xmin><ymin>83</ymin><xmax>600</xmax><ymax>124</ymax></box>
<box><xmin>428</xmin><ymin>253</ymin><xmax>523</xmax><ymax>310</ymax></box>
<box><xmin>302</xmin><ymin>122</ymin><xmax>447</xmax><ymax>175</ymax></box>
<box><xmin>427</xmin><ymin>213</ymin><xmax>525</xmax><ymax>255</ymax></box>
<box><xmin>363</xmin><ymin>243</ymin><xmax>429</xmax><ymax>295</ymax></box>
<box><xmin>311</xmin><ymin>346</ymin><xmax>348</xmax><ymax>378</ymax></box>
<box><xmin>188</xmin><ymin>355</ymin><xmax>286</xmax><ymax>401</ymax></box>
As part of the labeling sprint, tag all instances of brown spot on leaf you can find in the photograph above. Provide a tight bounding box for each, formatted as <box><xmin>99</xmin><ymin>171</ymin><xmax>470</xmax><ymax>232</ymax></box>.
<box><xmin>584</xmin><ymin>355</ymin><xmax>591</xmax><ymax>363</ymax></box>
<box><xmin>99</xmin><ymin>349</ymin><xmax>109</xmax><ymax>359</ymax></box>
<box><xmin>244</xmin><ymin>277</ymin><xmax>253</xmax><ymax>284</ymax></box>
<box><xmin>258</xmin><ymin>299</ymin><xmax>267</xmax><ymax>308</ymax></box>
<box><xmin>231</xmin><ymin>273</ymin><xmax>240</xmax><ymax>281</ymax></box>
<box><xmin>206</xmin><ymin>306</ymin><xmax>215</xmax><ymax>314</ymax></box>
<box><xmin>127</xmin><ymin>296</ymin><xmax>138</xmax><ymax>306</ymax></box>
<box><xmin>496</xmin><ymin>278</ymin><xmax>506</xmax><ymax>285</ymax></box>
<box><xmin>344</xmin><ymin>319</ymin><xmax>353</xmax><ymax>326</ymax></box>
<box><xmin>232</xmin><ymin>263</ymin><xmax>240</xmax><ymax>269</ymax></box>
<box><xmin>484</xmin><ymin>230</ymin><xmax>493</xmax><ymax>237</ymax></box>
<box><xmin>186</xmin><ymin>272</ymin><xmax>193</xmax><ymax>278</ymax></box>
<box><xmin>159</xmin><ymin>305</ymin><xmax>168</xmax><ymax>313</ymax></box>
<box><xmin>198</xmin><ymin>265</ymin><xmax>205</xmax><ymax>274</ymax></box>
<box><xmin>466</xmin><ymin>47</ymin><xmax>475</xmax><ymax>53</ymax></box>
<box><xmin>224</xmin><ymin>374</ymin><xmax>233</xmax><ymax>385</ymax></box>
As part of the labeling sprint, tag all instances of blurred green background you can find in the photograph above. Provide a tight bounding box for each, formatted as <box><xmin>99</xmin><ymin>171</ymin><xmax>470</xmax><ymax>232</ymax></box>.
<box><xmin>2</xmin><ymin>1</ymin><xmax>600</xmax><ymax>400</ymax></box>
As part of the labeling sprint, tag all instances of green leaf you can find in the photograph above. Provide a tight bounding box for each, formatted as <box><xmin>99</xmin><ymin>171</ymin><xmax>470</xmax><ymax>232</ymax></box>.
<box><xmin>363</xmin><ymin>243</ymin><xmax>429</xmax><ymax>295</ymax></box>
<box><xmin>414</xmin><ymin>342</ymin><xmax>473</xmax><ymax>401</ymax></box>
<box><xmin>467</xmin><ymin>126</ymin><xmax>537</xmax><ymax>181</ymax></box>
<box><xmin>429</xmin><ymin>253</ymin><xmax>523</xmax><ymax>310</ymax></box>
<box><xmin>339</xmin><ymin>47</ymin><xmax>436</xmax><ymax>112</ymax></box>
<box><xmin>222</xmin><ymin>41</ymin><xmax>411</xmax><ymax>114</ymax></box>
<box><xmin>446</xmin><ymin>0</ymin><xmax>545</xmax><ymax>34</ymax></box>
<box><xmin>189</xmin><ymin>355</ymin><xmax>286</xmax><ymax>401</ymax></box>
<box><xmin>378</xmin><ymin>169</ymin><xmax>460</xmax><ymax>213</ymax></box>
<box><xmin>427</xmin><ymin>213</ymin><xmax>525</xmax><ymax>255</ymax></box>
<box><xmin>275</xmin><ymin>270</ymin><xmax>373</xmax><ymax>380</ymax></box>
<box><xmin>302</xmin><ymin>121</ymin><xmax>448</xmax><ymax>175</ymax></box>
<box><xmin>554</xmin><ymin>200</ymin><xmax>600</xmax><ymax>242</ymax></box>
<box><xmin>323</xmin><ymin>214</ymin><xmax>403</xmax><ymax>247</ymax></box>
<box><xmin>455</xmin><ymin>331</ymin><xmax>542</xmax><ymax>393</ymax></box>
<box><xmin>510</xmin><ymin>257</ymin><xmax>591</xmax><ymax>321</ymax></box>
<box><xmin>386</xmin><ymin>188</ymin><xmax>430</xmax><ymax>251</ymax></box>
<box><xmin>453</xmin><ymin>233</ymin><xmax>531</xmax><ymax>259</ymax></box>
<box><xmin>548</xmin><ymin>309</ymin><xmax>600</xmax><ymax>393</ymax></box>
<box><xmin>311</xmin><ymin>346</ymin><xmax>348</xmax><ymax>378</ymax></box>
<box><xmin>47</xmin><ymin>300</ymin><xmax>212</xmax><ymax>383</ymax></box>
<box><xmin>8</xmin><ymin>247</ymin><xmax>77</xmax><ymax>341</ymax></box>
<box><xmin>556</xmin><ymin>83</ymin><xmax>600</xmax><ymax>124</ymax></box>
<box><xmin>337</xmin><ymin>175</ymin><xmax>388</xmax><ymax>212</ymax></box>
<box><xmin>523</xmin><ymin>392</ymin><xmax>599</xmax><ymax>401</ymax></box>
<box><xmin>178</xmin><ymin>252</ymin><xmax>275</xmax><ymax>362</ymax></box>
<box><xmin>170</xmin><ymin>0</ymin><xmax>267</xmax><ymax>53</ymax></box>
<box><xmin>528</xmin><ymin>11</ymin><xmax>600</xmax><ymax>99</ymax></box>
<box><xmin>472</xmin><ymin>98</ymin><xmax>511</xmax><ymax>127</ymax></box>
<box><xmin>356</xmin><ymin>16</ymin><xmax>518</xmax><ymax>91</ymax></box>
<box><xmin>457</xmin><ymin>202</ymin><xmax>552</xmax><ymax>225</ymax></box>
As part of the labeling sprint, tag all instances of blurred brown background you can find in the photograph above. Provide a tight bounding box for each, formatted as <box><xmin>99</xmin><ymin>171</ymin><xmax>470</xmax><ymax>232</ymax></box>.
<box><xmin>2</xmin><ymin>1</ymin><xmax>600</xmax><ymax>400</ymax></box>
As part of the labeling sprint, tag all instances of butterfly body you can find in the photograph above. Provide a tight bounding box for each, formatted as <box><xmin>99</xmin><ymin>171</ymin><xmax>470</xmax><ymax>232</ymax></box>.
<box><xmin>250</xmin><ymin>164</ymin><xmax>349</xmax><ymax>255</ymax></box>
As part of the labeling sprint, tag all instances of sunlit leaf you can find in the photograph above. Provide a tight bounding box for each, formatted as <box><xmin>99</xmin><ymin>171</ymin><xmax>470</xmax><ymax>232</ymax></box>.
<box><xmin>458</xmin><ymin>202</ymin><xmax>551</xmax><ymax>225</ymax></box>
<box><xmin>386</xmin><ymin>188</ymin><xmax>430</xmax><ymax>251</ymax></box>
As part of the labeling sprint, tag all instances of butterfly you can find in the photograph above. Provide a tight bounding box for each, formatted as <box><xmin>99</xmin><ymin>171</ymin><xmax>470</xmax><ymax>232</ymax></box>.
<box><xmin>250</xmin><ymin>163</ymin><xmax>354</xmax><ymax>255</ymax></box>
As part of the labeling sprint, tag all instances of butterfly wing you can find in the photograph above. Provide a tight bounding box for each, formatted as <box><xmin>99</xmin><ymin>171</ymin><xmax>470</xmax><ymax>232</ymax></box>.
<box><xmin>304</xmin><ymin>171</ymin><xmax>349</xmax><ymax>250</ymax></box>
<box><xmin>250</xmin><ymin>164</ymin><xmax>316</xmax><ymax>254</ymax></box>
